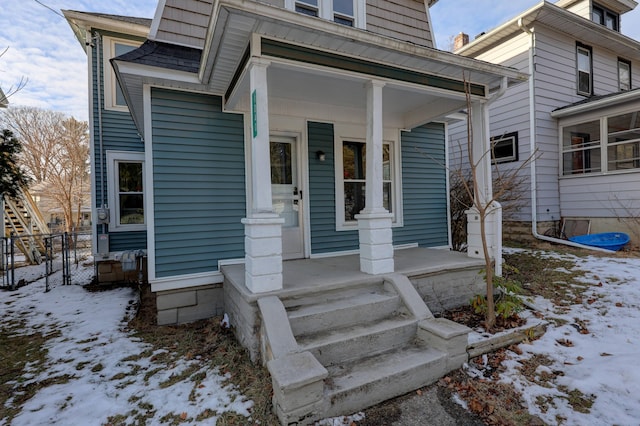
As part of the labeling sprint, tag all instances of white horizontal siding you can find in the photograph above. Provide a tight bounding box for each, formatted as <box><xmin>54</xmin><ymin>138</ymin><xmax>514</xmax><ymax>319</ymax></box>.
<box><xmin>560</xmin><ymin>172</ymin><xmax>640</xmax><ymax>217</ymax></box>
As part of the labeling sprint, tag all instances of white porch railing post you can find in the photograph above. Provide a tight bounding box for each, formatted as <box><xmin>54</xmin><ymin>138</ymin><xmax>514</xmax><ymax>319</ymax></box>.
<box><xmin>466</xmin><ymin>101</ymin><xmax>502</xmax><ymax>272</ymax></box>
<box><xmin>356</xmin><ymin>80</ymin><xmax>394</xmax><ymax>275</ymax></box>
<box><xmin>242</xmin><ymin>59</ymin><xmax>284</xmax><ymax>293</ymax></box>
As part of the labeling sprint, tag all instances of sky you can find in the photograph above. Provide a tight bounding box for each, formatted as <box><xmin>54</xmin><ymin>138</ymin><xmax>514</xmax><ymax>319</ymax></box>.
<box><xmin>3</xmin><ymin>246</ymin><xmax>640</xmax><ymax>424</ymax></box>
<box><xmin>2</xmin><ymin>1</ymin><xmax>640</xmax><ymax>122</ymax></box>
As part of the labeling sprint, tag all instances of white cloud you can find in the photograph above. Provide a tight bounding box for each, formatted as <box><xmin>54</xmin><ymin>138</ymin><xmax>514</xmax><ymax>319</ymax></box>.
<box><xmin>0</xmin><ymin>0</ymin><xmax>157</xmax><ymax>122</ymax></box>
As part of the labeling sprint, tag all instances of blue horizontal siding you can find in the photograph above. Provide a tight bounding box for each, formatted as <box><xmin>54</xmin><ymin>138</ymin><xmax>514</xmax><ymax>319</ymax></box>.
<box><xmin>91</xmin><ymin>32</ymin><xmax>146</xmax><ymax>252</ymax></box>
<box><xmin>393</xmin><ymin>123</ymin><xmax>449</xmax><ymax>247</ymax></box>
<box><xmin>308</xmin><ymin>122</ymin><xmax>359</xmax><ymax>254</ymax></box>
<box><xmin>151</xmin><ymin>88</ymin><xmax>246</xmax><ymax>278</ymax></box>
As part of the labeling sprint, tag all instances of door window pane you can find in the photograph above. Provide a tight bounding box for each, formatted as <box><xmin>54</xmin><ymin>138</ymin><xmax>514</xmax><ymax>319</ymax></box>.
<box><xmin>270</xmin><ymin>142</ymin><xmax>293</xmax><ymax>184</ymax></box>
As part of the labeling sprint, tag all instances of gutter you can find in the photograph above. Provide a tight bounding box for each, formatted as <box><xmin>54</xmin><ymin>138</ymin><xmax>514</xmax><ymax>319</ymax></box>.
<box><xmin>518</xmin><ymin>19</ymin><xmax>614</xmax><ymax>253</ymax></box>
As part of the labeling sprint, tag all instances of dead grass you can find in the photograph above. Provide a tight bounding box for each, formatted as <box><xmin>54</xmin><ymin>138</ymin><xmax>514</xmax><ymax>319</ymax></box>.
<box><xmin>0</xmin><ymin>320</ymin><xmax>63</xmax><ymax>424</ymax></box>
<box><xmin>124</xmin><ymin>284</ymin><xmax>278</xmax><ymax>425</ymax></box>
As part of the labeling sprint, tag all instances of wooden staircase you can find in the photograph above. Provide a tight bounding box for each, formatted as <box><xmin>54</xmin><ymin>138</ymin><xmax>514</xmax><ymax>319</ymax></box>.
<box><xmin>2</xmin><ymin>188</ymin><xmax>49</xmax><ymax>264</ymax></box>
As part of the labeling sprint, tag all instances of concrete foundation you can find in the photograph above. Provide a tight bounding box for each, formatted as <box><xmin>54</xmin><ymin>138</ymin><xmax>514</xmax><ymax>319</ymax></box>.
<box><xmin>156</xmin><ymin>283</ymin><xmax>224</xmax><ymax>325</ymax></box>
<box><xmin>409</xmin><ymin>266</ymin><xmax>485</xmax><ymax>315</ymax></box>
<box><xmin>96</xmin><ymin>257</ymin><xmax>147</xmax><ymax>284</ymax></box>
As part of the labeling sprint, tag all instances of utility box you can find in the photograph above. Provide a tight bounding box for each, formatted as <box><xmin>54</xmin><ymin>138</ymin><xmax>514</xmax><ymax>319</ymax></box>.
<box><xmin>97</xmin><ymin>234</ymin><xmax>109</xmax><ymax>257</ymax></box>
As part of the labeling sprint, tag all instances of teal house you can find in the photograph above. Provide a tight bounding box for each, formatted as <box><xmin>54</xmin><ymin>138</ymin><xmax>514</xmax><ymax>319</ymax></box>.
<box><xmin>66</xmin><ymin>2</ymin><xmax>526</xmax><ymax>422</ymax></box>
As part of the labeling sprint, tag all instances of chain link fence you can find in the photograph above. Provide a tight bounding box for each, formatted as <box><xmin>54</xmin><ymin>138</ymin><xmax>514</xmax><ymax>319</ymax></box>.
<box><xmin>1</xmin><ymin>230</ymin><xmax>95</xmax><ymax>292</ymax></box>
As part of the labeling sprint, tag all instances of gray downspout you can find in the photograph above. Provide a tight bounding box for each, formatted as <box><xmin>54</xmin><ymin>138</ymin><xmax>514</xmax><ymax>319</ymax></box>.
<box><xmin>518</xmin><ymin>19</ymin><xmax>613</xmax><ymax>253</ymax></box>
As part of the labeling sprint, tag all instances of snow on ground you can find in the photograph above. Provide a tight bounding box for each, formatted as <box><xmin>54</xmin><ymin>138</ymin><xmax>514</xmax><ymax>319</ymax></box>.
<box><xmin>3</xmin><ymin>248</ymin><xmax>640</xmax><ymax>425</ymax></box>
<box><xmin>473</xmin><ymin>249</ymin><xmax>640</xmax><ymax>425</ymax></box>
<box><xmin>0</xmin><ymin>263</ymin><xmax>253</xmax><ymax>426</ymax></box>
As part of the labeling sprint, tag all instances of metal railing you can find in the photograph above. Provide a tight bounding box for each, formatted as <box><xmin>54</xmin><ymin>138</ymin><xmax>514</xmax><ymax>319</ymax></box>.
<box><xmin>1</xmin><ymin>230</ymin><xmax>94</xmax><ymax>292</ymax></box>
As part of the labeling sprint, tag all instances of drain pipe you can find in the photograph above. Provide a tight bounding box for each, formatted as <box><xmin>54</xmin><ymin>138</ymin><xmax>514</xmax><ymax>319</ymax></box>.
<box><xmin>485</xmin><ymin>77</ymin><xmax>508</xmax><ymax>275</ymax></box>
<box><xmin>518</xmin><ymin>20</ymin><xmax>613</xmax><ymax>253</ymax></box>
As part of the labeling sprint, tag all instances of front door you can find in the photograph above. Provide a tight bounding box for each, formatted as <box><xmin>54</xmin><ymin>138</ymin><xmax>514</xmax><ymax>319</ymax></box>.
<box><xmin>270</xmin><ymin>136</ymin><xmax>304</xmax><ymax>259</ymax></box>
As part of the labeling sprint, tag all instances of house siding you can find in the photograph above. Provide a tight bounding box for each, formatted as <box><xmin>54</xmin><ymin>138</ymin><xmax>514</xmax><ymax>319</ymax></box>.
<box><xmin>559</xmin><ymin>173</ymin><xmax>640</xmax><ymax>217</ymax></box>
<box><xmin>366</xmin><ymin>0</ymin><xmax>434</xmax><ymax>48</ymax></box>
<box><xmin>151</xmin><ymin>88</ymin><xmax>246</xmax><ymax>278</ymax></box>
<box><xmin>153</xmin><ymin>0</ymin><xmax>214</xmax><ymax>49</ymax></box>
<box><xmin>308</xmin><ymin>121</ymin><xmax>359</xmax><ymax>254</ymax></box>
<box><xmin>93</xmin><ymin>30</ymin><xmax>148</xmax><ymax>252</ymax></box>
<box><xmin>394</xmin><ymin>123</ymin><xmax>448</xmax><ymax>247</ymax></box>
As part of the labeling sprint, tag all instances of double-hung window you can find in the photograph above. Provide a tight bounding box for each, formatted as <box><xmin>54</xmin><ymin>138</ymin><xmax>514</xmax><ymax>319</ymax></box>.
<box><xmin>618</xmin><ymin>59</ymin><xmax>631</xmax><ymax>91</ymax></box>
<box><xmin>576</xmin><ymin>44</ymin><xmax>593</xmax><ymax>96</ymax></box>
<box><xmin>337</xmin><ymin>138</ymin><xmax>399</xmax><ymax>229</ymax></box>
<box><xmin>288</xmin><ymin>0</ymin><xmax>363</xmax><ymax>28</ymax></box>
<box><xmin>592</xmin><ymin>4</ymin><xmax>619</xmax><ymax>31</ymax></box>
<box><xmin>103</xmin><ymin>37</ymin><xmax>140</xmax><ymax>111</ymax></box>
<box><xmin>106</xmin><ymin>151</ymin><xmax>145</xmax><ymax>231</ymax></box>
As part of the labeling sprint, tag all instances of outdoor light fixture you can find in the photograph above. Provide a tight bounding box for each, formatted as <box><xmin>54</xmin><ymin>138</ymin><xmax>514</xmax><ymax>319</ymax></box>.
<box><xmin>316</xmin><ymin>150</ymin><xmax>326</xmax><ymax>162</ymax></box>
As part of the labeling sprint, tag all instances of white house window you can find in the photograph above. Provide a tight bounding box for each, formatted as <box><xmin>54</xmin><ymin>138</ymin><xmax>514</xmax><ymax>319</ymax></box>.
<box><xmin>106</xmin><ymin>151</ymin><xmax>145</xmax><ymax>231</ymax></box>
<box><xmin>618</xmin><ymin>59</ymin><xmax>631</xmax><ymax>91</ymax></box>
<box><xmin>593</xmin><ymin>4</ymin><xmax>619</xmax><ymax>31</ymax></box>
<box><xmin>576</xmin><ymin>44</ymin><xmax>592</xmax><ymax>96</ymax></box>
<box><xmin>607</xmin><ymin>112</ymin><xmax>640</xmax><ymax>171</ymax></box>
<box><xmin>287</xmin><ymin>0</ymin><xmax>364</xmax><ymax>28</ymax></box>
<box><xmin>103</xmin><ymin>37</ymin><xmax>140</xmax><ymax>111</ymax></box>
<box><xmin>562</xmin><ymin>120</ymin><xmax>601</xmax><ymax>175</ymax></box>
<box><xmin>295</xmin><ymin>0</ymin><xmax>319</xmax><ymax>17</ymax></box>
<box><xmin>490</xmin><ymin>132</ymin><xmax>518</xmax><ymax>164</ymax></box>
<box><xmin>561</xmin><ymin>112</ymin><xmax>640</xmax><ymax>175</ymax></box>
<box><xmin>339</xmin><ymin>140</ymin><xmax>396</xmax><ymax>225</ymax></box>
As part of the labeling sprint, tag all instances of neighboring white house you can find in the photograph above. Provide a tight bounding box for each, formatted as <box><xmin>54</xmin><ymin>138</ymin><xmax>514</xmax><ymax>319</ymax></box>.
<box><xmin>451</xmin><ymin>0</ymin><xmax>640</xmax><ymax>244</ymax></box>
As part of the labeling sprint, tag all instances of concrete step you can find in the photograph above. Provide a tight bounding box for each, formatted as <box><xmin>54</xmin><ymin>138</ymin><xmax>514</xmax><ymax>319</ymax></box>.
<box><xmin>287</xmin><ymin>287</ymin><xmax>401</xmax><ymax>336</ymax></box>
<box><xmin>296</xmin><ymin>315</ymin><xmax>416</xmax><ymax>366</ymax></box>
<box><xmin>324</xmin><ymin>345</ymin><xmax>447</xmax><ymax>418</ymax></box>
<box><xmin>282</xmin><ymin>281</ymin><xmax>389</xmax><ymax>310</ymax></box>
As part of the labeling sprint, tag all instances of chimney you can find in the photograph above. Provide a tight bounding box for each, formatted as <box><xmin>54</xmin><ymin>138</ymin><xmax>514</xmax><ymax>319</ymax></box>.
<box><xmin>453</xmin><ymin>32</ymin><xmax>469</xmax><ymax>51</ymax></box>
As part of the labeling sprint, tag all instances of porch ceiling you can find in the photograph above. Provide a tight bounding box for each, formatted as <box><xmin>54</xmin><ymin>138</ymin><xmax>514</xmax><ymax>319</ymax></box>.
<box><xmin>227</xmin><ymin>58</ymin><xmax>469</xmax><ymax>127</ymax></box>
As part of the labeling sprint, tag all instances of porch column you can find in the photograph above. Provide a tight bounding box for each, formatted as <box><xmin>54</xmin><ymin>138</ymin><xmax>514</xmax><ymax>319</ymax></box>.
<box><xmin>241</xmin><ymin>59</ymin><xmax>284</xmax><ymax>293</ymax></box>
<box><xmin>466</xmin><ymin>100</ymin><xmax>502</xmax><ymax>270</ymax></box>
<box><xmin>356</xmin><ymin>80</ymin><xmax>394</xmax><ymax>275</ymax></box>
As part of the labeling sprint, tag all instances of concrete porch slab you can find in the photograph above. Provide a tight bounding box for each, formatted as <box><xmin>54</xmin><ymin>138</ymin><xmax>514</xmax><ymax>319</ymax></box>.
<box><xmin>221</xmin><ymin>247</ymin><xmax>485</xmax><ymax>301</ymax></box>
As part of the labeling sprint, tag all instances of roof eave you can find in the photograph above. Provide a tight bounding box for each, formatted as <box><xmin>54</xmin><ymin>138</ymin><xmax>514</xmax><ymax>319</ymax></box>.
<box><xmin>551</xmin><ymin>90</ymin><xmax>640</xmax><ymax>118</ymax></box>
<box><xmin>63</xmin><ymin>10</ymin><xmax>150</xmax><ymax>51</ymax></box>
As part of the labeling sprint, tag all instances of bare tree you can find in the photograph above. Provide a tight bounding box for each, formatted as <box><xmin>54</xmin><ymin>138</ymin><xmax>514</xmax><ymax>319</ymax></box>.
<box><xmin>0</xmin><ymin>107</ymin><xmax>64</xmax><ymax>183</ymax></box>
<box><xmin>1</xmin><ymin>107</ymin><xmax>90</xmax><ymax>233</ymax></box>
<box><xmin>453</xmin><ymin>78</ymin><xmax>536</xmax><ymax>330</ymax></box>
<box><xmin>47</xmin><ymin>118</ymin><xmax>90</xmax><ymax>232</ymax></box>
<box><xmin>0</xmin><ymin>47</ymin><xmax>28</xmax><ymax>102</ymax></box>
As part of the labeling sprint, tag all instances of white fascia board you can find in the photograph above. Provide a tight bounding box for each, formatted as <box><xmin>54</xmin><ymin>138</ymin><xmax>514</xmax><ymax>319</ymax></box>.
<box><xmin>114</xmin><ymin>61</ymin><xmax>201</xmax><ymax>84</ymax></box>
<box><xmin>551</xmin><ymin>90</ymin><xmax>640</xmax><ymax>118</ymax></box>
<box><xmin>62</xmin><ymin>10</ymin><xmax>149</xmax><ymax>38</ymax></box>
<box><xmin>148</xmin><ymin>0</ymin><xmax>166</xmax><ymax>40</ymax></box>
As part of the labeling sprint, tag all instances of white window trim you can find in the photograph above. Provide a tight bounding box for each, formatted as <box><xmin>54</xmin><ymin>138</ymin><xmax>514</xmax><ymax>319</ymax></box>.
<box><xmin>490</xmin><ymin>132</ymin><xmax>518</xmax><ymax>164</ymax></box>
<box><xmin>576</xmin><ymin>45</ymin><xmax>592</xmax><ymax>97</ymax></box>
<box><xmin>103</xmin><ymin>36</ymin><xmax>140</xmax><ymax>112</ymax></box>
<box><xmin>106</xmin><ymin>150</ymin><xmax>146</xmax><ymax>232</ymax></box>
<box><xmin>285</xmin><ymin>0</ymin><xmax>366</xmax><ymax>29</ymax></box>
<box><xmin>334</xmin><ymin>129</ymin><xmax>403</xmax><ymax>231</ymax></box>
<box><xmin>618</xmin><ymin>59</ymin><xmax>631</xmax><ymax>91</ymax></box>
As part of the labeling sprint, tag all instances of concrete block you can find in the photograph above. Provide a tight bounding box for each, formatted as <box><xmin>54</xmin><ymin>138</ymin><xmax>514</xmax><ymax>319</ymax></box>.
<box><xmin>358</xmin><ymin>228</ymin><xmax>393</xmax><ymax>245</ymax></box>
<box><xmin>157</xmin><ymin>308</ymin><xmax>178</xmax><ymax>325</ymax></box>
<box><xmin>273</xmin><ymin>398</ymin><xmax>324</xmax><ymax>426</ymax></box>
<box><xmin>177</xmin><ymin>303</ymin><xmax>217</xmax><ymax>324</ymax></box>
<box><xmin>243</xmin><ymin>218</ymin><xmax>283</xmax><ymax>239</ymax></box>
<box><xmin>359</xmin><ymin>242</ymin><xmax>394</xmax><ymax>260</ymax></box>
<box><xmin>245</xmin><ymin>271</ymin><xmax>282</xmax><ymax>293</ymax></box>
<box><xmin>418</xmin><ymin>318</ymin><xmax>471</xmax><ymax>355</ymax></box>
<box><xmin>268</xmin><ymin>351</ymin><xmax>327</xmax><ymax>412</ymax></box>
<box><xmin>257</xmin><ymin>296</ymin><xmax>299</xmax><ymax>361</ymax></box>
<box><xmin>156</xmin><ymin>290</ymin><xmax>197</xmax><ymax>310</ymax></box>
<box><xmin>360</xmin><ymin>257</ymin><xmax>394</xmax><ymax>275</ymax></box>
<box><xmin>245</xmin><ymin>254</ymin><xmax>283</xmax><ymax>276</ymax></box>
<box><xmin>244</xmin><ymin>236</ymin><xmax>282</xmax><ymax>256</ymax></box>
